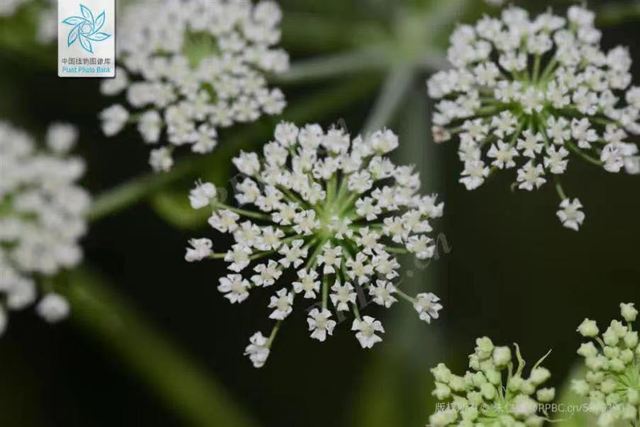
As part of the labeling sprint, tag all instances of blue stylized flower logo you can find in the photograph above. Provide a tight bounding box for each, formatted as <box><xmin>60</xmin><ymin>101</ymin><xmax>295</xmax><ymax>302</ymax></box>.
<box><xmin>62</xmin><ymin>4</ymin><xmax>111</xmax><ymax>54</ymax></box>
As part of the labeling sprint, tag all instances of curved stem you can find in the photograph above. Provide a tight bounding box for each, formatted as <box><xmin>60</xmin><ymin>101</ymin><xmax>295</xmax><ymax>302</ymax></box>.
<box><xmin>61</xmin><ymin>268</ymin><xmax>259</xmax><ymax>427</ymax></box>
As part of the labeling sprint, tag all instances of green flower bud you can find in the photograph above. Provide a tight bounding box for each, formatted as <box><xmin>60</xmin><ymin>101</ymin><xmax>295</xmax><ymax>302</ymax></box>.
<box><xmin>493</xmin><ymin>346</ymin><xmax>512</xmax><ymax>367</ymax></box>
<box><xmin>520</xmin><ymin>380</ymin><xmax>536</xmax><ymax>396</ymax></box>
<box><xmin>577</xmin><ymin>319</ymin><xmax>599</xmax><ymax>337</ymax></box>
<box><xmin>622</xmin><ymin>403</ymin><xmax>637</xmax><ymax>422</ymax></box>
<box><xmin>627</xmin><ymin>388</ymin><xmax>639</xmax><ymax>405</ymax></box>
<box><xmin>512</xmin><ymin>395</ymin><xmax>537</xmax><ymax>417</ymax></box>
<box><xmin>485</xmin><ymin>368</ymin><xmax>502</xmax><ymax>386</ymax></box>
<box><xmin>597</xmin><ymin>411</ymin><xmax>616</xmax><ymax>426</ymax></box>
<box><xmin>586</xmin><ymin>355</ymin><xmax>607</xmax><ymax>371</ymax></box>
<box><xmin>475</xmin><ymin>337</ymin><xmax>494</xmax><ymax>360</ymax></box>
<box><xmin>586</xmin><ymin>370</ymin><xmax>604</xmax><ymax>384</ymax></box>
<box><xmin>620</xmin><ymin>302</ymin><xmax>638</xmax><ymax>322</ymax></box>
<box><xmin>481</xmin><ymin>383</ymin><xmax>496</xmax><ymax>400</ymax></box>
<box><xmin>449</xmin><ymin>375</ymin><xmax>466</xmax><ymax>392</ymax></box>
<box><xmin>603</xmin><ymin>327</ymin><xmax>620</xmax><ymax>346</ymax></box>
<box><xmin>467</xmin><ymin>391</ymin><xmax>483</xmax><ymax>407</ymax></box>
<box><xmin>624</xmin><ymin>331</ymin><xmax>638</xmax><ymax>348</ymax></box>
<box><xmin>509</xmin><ymin>375</ymin><xmax>524</xmax><ymax>392</ymax></box>
<box><xmin>536</xmin><ymin>387</ymin><xmax>555</xmax><ymax>403</ymax></box>
<box><xmin>524</xmin><ymin>415</ymin><xmax>544</xmax><ymax>427</ymax></box>
<box><xmin>433</xmin><ymin>382</ymin><xmax>452</xmax><ymax>400</ymax></box>
<box><xmin>472</xmin><ymin>371</ymin><xmax>487</xmax><ymax>387</ymax></box>
<box><xmin>603</xmin><ymin>346</ymin><xmax>619</xmax><ymax>359</ymax></box>
<box><xmin>529</xmin><ymin>367</ymin><xmax>551</xmax><ymax>385</ymax></box>
<box><xmin>571</xmin><ymin>379</ymin><xmax>590</xmax><ymax>396</ymax></box>
<box><xmin>620</xmin><ymin>348</ymin><xmax>634</xmax><ymax>364</ymax></box>
<box><xmin>600</xmin><ymin>378</ymin><xmax>617</xmax><ymax>394</ymax></box>
<box><xmin>432</xmin><ymin>363</ymin><xmax>452</xmax><ymax>383</ymax></box>
<box><xmin>608</xmin><ymin>358</ymin><xmax>625</xmax><ymax>372</ymax></box>
<box><xmin>578</xmin><ymin>342</ymin><xmax>598</xmax><ymax>358</ymax></box>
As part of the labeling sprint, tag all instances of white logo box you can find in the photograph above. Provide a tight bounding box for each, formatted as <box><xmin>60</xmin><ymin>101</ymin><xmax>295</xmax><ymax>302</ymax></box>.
<box><xmin>58</xmin><ymin>0</ymin><xmax>115</xmax><ymax>78</ymax></box>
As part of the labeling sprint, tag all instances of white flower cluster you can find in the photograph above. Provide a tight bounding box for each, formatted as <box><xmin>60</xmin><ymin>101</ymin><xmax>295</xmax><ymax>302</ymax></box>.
<box><xmin>99</xmin><ymin>0</ymin><xmax>289</xmax><ymax>172</ymax></box>
<box><xmin>0</xmin><ymin>0</ymin><xmax>57</xmax><ymax>44</ymax></box>
<box><xmin>185</xmin><ymin>122</ymin><xmax>445</xmax><ymax>368</ymax></box>
<box><xmin>427</xmin><ymin>6</ymin><xmax>640</xmax><ymax>231</ymax></box>
<box><xmin>572</xmin><ymin>303</ymin><xmax>639</xmax><ymax>427</ymax></box>
<box><xmin>430</xmin><ymin>337</ymin><xmax>555</xmax><ymax>426</ymax></box>
<box><xmin>0</xmin><ymin>121</ymin><xmax>90</xmax><ymax>336</ymax></box>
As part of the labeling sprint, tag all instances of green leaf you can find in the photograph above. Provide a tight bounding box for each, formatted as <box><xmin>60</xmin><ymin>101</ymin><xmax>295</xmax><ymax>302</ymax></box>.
<box><xmin>150</xmin><ymin>190</ymin><xmax>210</xmax><ymax>230</ymax></box>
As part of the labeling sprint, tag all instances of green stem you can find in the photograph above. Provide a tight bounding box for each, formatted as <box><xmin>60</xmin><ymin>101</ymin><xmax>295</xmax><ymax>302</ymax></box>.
<box><xmin>62</xmin><ymin>268</ymin><xmax>258</xmax><ymax>427</ymax></box>
<box><xmin>554</xmin><ymin>176</ymin><xmax>567</xmax><ymax>201</ymax></box>
<box><xmin>363</xmin><ymin>65</ymin><xmax>416</xmax><ymax>134</ymax></box>
<box><xmin>566</xmin><ymin>141</ymin><xmax>603</xmax><ymax>167</ymax></box>
<box><xmin>271</xmin><ymin>47</ymin><xmax>389</xmax><ymax>85</ymax></box>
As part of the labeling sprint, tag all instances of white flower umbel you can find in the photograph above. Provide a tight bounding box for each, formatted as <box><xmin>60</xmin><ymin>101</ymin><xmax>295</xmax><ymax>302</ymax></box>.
<box><xmin>99</xmin><ymin>0</ymin><xmax>289</xmax><ymax>172</ymax></box>
<box><xmin>572</xmin><ymin>303</ymin><xmax>639</xmax><ymax>427</ymax></box>
<box><xmin>0</xmin><ymin>121</ymin><xmax>90</xmax><ymax>336</ymax></box>
<box><xmin>427</xmin><ymin>6</ymin><xmax>640</xmax><ymax>230</ymax></box>
<box><xmin>186</xmin><ymin>122</ymin><xmax>445</xmax><ymax>367</ymax></box>
<box><xmin>429</xmin><ymin>337</ymin><xmax>555</xmax><ymax>426</ymax></box>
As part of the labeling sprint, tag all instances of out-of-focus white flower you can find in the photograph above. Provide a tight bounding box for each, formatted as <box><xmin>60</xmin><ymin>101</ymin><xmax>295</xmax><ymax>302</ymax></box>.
<box><xmin>99</xmin><ymin>0</ymin><xmax>289</xmax><ymax>172</ymax></box>
<box><xmin>186</xmin><ymin>122</ymin><xmax>445</xmax><ymax>367</ymax></box>
<box><xmin>427</xmin><ymin>6</ymin><xmax>639</xmax><ymax>230</ymax></box>
<box><xmin>244</xmin><ymin>332</ymin><xmax>270</xmax><ymax>368</ymax></box>
<box><xmin>0</xmin><ymin>121</ymin><xmax>90</xmax><ymax>336</ymax></box>
<box><xmin>36</xmin><ymin>293</ymin><xmax>71</xmax><ymax>323</ymax></box>
<box><xmin>0</xmin><ymin>0</ymin><xmax>29</xmax><ymax>16</ymax></box>
<box><xmin>572</xmin><ymin>303</ymin><xmax>639</xmax><ymax>427</ymax></box>
<box><xmin>0</xmin><ymin>0</ymin><xmax>58</xmax><ymax>44</ymax></box>
<box><xmin>429</xmin><ymin>337</ymin><xmax>555</xmax><ymax>426</ymax></box>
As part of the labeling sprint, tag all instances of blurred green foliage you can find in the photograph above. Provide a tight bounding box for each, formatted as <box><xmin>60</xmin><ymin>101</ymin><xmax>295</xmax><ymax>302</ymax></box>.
<box><xmin>0</xmin><ymin>0</ymin><xmax>639</xmax><ymax>426</ymax></box>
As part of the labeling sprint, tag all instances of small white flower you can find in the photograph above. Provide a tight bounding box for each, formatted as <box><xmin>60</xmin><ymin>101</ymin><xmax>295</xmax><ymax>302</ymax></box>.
<box><xmin>544</xmin><ymin>146</ymin><xmax>569</xmax><ymax>174</ymax></box>
<box><xmin>369</xmin><ymin>280</ymin><xmax>397</xmax><ymax>308</ymax></box>
<box><xmin>100</xmin><ymin>105</ymin><xmax>129</xmax><ymax>137</ymax></box>
<box><xmin>557</xmin><ymin>199</ymin><xmax>585</xmax><ymax>231</ymax></box>
<box><xmin>292</xmin><ymin>269</ymin><xmax>320</xmax><ymax>298</ymax></box>
<box><xmin>244</xmin><ymin>332</ymin><xmax>270</xmax><ymax>368</ymax></box>
<box><xmin>317</xmin><ymin>243</ymin><xmax>343</xmax><ymax>274</ymax></box>
<box><xmin>217</xmin><ymin>274</ymin><xmax>250</xmax><ymax>304</ymax></box>
<box><xmin>330</xmin><ymin>281</ymin><xmax>357</xmax><ymax>312</ymax></box>
<box><xmin>307</xmin><ymin>308</ymin><xmax>336</xmax><ymax>342</ymax></box>
<box><xmin>414</xmin><ymin>293</ymin><xmax>443</xmax><ymax>323</ymax></box>
<box><xmin>185</xmin><ymin>238</ymin><xmax>213</xmax><ymax>262</ymax></box>
<box><xmin>36</xmin><ymin>294</ymin><xmax>70</xmax><ymax>323</ymax></box>
<box><xmin>352</xmin><ymin>316</ymin><xmax>385</xmax><ymax>349</ymax></box>
<box><xmin>517</xmin><ymin>161</ymin><xmax>546</xmax><ymax>191</ymax></box>
<box><xmin>487</xmin><ymin>140</ymin><xmax>518</xmax><ymax>169</ymax></box>
<box><xmin>251</xmin><ymin>260</ymin><xmax>281</xmax><ymax>287</ymax></box>
<box><xmin>268</xmin><ymin>289</ymin><xmax>293</xmax><ymax>320</ymax></box>
<box><xmin>149</xmin><ymin>147</ymin><xmax>173</xmax><ymax>172</ymax></box>
<box><xmin>46</xmin><ymin>123</ymin><xmax>78</xmax><ymax>154</ymax></box>
<box><xmin>189</xmin><ymin>181</ymin><xmax>217</xmax><ymax>209</ymax></box>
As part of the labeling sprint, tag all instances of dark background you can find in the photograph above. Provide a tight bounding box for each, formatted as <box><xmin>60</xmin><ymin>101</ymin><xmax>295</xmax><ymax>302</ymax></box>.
<box><xmin>0</xmin><ymin>0</ymin><xmax>638</xmax><ymax>426</ymax></box>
